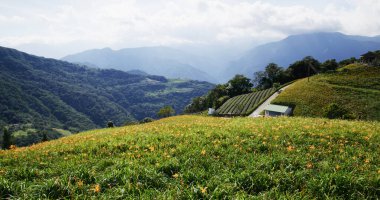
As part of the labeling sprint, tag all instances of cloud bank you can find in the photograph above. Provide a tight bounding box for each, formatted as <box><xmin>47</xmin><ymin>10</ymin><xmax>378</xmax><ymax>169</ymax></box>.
<box><xmin>0</xmin><ymin>0</ymin><xmax>379</xmax><ymax>58</ymax></box>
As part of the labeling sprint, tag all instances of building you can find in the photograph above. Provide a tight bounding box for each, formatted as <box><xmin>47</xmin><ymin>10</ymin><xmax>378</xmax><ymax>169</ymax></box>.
<box><xmin>264</xmin><ymin>104</ymin><xmax>292</xmax><ymax>117</ymax></box>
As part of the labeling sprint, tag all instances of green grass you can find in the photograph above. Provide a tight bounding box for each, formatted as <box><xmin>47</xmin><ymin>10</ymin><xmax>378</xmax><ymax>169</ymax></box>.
<box><xmin>217</xmin><ymin>88</ymin><xmax>276</xmax><ymax>116</ymax></box>
<box><xmin>1</xmin><ymin>115</ymin><xmax>379</xmax><ymax>199</ymax></box>
<box><xmin>272</xmin><ymin>64</ymin><xmax>380</xmax><ymax>120</ymax></box>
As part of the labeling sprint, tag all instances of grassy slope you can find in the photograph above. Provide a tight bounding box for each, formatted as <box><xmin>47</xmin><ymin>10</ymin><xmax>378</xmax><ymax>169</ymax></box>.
<box><xmin>1</xmin><ymin>116</ymin><xmax>379</xmax><ymax>199</ymax></box>
<box><xmin>272</xmin><ymin>64</ymin><xmax>380</xmax><ymax>120</ymax></box>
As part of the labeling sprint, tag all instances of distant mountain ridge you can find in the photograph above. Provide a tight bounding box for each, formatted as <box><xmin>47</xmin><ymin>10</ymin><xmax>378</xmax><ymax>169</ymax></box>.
<box><xmin>62</xmin><ymin>46</ymin><xmax>218</xmax><ymax>83</ymax></box>
<box><xmin>226</xmin><ymin>32</ymin><xmax>380</xmax><ymax>78</ymax></box>
<box><xmin>0</xmin><ymin>46</ymin><xmax>213</xmax><ymax>132</ymax></box>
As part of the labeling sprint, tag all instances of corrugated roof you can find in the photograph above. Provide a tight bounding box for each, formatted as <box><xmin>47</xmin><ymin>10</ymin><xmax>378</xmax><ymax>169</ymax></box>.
<box><xmin>265</xmin><ymin>104</ymin><xmax>290</xmax><ymax>113</ymax></box>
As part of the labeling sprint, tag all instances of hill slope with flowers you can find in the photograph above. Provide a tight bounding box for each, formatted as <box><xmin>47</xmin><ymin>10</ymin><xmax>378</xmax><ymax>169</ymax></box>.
<box><xmin>272</xmin><ymin>64</ymin><xmax>380</xmax><ymax>120</ymax></box>
<box><xmin>1</xmin><ymin>115</ymin><xmax>379</xmax><ymax>199</ymax></box>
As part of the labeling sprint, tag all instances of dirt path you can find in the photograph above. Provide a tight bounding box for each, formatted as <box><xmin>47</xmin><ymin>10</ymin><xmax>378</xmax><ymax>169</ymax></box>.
<box><xmin>248</xmin><ymin>85</ymin><xmax>292</xmax><ymax>118</ymax></box>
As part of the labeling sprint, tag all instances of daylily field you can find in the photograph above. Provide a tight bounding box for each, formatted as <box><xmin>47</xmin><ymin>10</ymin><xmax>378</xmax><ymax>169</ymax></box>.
<box><xmin>0</xmin><ymin>116</ymin><xmax>379</xmax><ymax>199</ymax></box>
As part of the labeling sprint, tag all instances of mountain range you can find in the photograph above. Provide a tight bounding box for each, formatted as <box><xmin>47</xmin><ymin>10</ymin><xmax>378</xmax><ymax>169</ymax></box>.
<box><xmin>227</xmin><ymin>32</ymin><xmax>380</xmax><ymax>78</ymax></box>
<box><xmin>0</xmin><ymin>46</ymin><xmax>213</xmax><ymax>133</ymax></box>
<box><xmin>62</xmin><ymin>46</ymin><xmax>218</xmax><ymax>83</ymax></box>
<box><xmin>61</xmin><ymin>32</ymin><xmax>380</xmax><ymax>82</ymax></box>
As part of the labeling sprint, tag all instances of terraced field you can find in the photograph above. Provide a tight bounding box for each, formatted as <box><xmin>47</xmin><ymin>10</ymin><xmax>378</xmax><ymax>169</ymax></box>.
<box><xmin>216</xmin><ymin>88</ymin><xmax>276</xmax><ymax>116</ymax></box>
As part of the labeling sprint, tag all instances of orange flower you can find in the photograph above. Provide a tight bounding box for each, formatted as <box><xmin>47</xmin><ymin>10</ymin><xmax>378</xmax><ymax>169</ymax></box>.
<box><xmin>335</xmin><ymin>165</ymin><xmax>341</xmax><ymax>170</ymax></box>
<box><xmin>287</xmin><ymin>146</ymin><xmax>295</xmax><ymax>151</ymax></box>
<box><xmin>309</xmin><ymin>145</ymin><xmax>315</xmax><ymax>150</ymax></box>
<box><xmin>77</xmin><ymin>180</ymin><xmax>84</xmax><ymax>188</ymax></box>
<box><xmin>93</xmin><ymin>184</ymin><xmax>101</xmax><ymax>193</ymax></box>
<box><xmin>364</xmin><ymin>159</ymin><xmax>370</xmax><ymax>164</ymax></box>
<box><xmin>172</xmin><ymin>173</ymin><xmax>179</xmax><ymax>178</ymax></box>
<box><xmin>200</xmin><ymin>186</ymin><xmax>207</xmax><ymax>194</ymax></box>
<box><xmin>9</xmin><ymin>145</ymin><xmax>17</xmax><ymax>150</ymax></box>
<box><xmin>306</xmin><ymin>162</ymin><xmax>313</xmax><ymax>169</ymax></box>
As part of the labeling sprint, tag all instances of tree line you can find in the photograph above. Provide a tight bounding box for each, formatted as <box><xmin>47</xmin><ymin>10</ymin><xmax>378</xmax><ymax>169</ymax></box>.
<box><xmin>184</xmin><ymin>50</ymin><xmax>380</xmax><ymax>114</ymax></box>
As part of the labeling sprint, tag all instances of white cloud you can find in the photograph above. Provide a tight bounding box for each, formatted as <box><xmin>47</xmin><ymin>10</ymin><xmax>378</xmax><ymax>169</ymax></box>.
<box><xmin>0</xmin><ymin>0</ymin><xmax>379</xmax><ymax>58</ymax></box>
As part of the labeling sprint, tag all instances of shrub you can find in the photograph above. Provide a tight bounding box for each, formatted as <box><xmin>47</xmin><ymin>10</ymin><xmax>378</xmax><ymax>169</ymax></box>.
<box><xmin>140</xmin><ymin>117</ymin><xmax>155</xmax><ymax>124</ymax></box>
<box><xmin>107</xmin><ymin>121</ymin><xmax>114</xmax><ymax>128</ymax></box>
<box><xmin>157</xmin><ymin>106</ymin><xmax>175</xmax><ymax>118</ymax></box>
<box><xmin>323</xmin><ymin>103</ymin><xmax>354</xmax><ymax>119</ymax></box>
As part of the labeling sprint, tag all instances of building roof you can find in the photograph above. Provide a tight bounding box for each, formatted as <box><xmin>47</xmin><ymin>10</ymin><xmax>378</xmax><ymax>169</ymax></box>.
<box><xmin>265</xmin><ymin>104</ymin><xmax>290</xmax><ymax>113</ymax></box>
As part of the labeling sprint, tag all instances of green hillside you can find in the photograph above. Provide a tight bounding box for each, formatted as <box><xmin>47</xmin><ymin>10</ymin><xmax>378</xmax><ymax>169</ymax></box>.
<box><xmin>272</xmin><ymin>64</ymin><xmax>380</xmax><ymax>120</ymax></box>
<box><xmin>216</xmin><ymin>88</ymin><xmax>276</xmax><ymax>116</ymax></box>
<box><xmin>0</xmin><ymin>115</ymin><xmax>379</xmax><ymax>199</ymax></box>
<box><xmin>0</xmin><ymin>46</ymin><xmax>213</xmax><ymax>135</ymax></box>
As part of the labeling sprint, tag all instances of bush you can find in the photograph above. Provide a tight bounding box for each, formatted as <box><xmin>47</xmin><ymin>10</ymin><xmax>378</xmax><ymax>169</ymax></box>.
<box><xmin>140</xmin><ymin>117</ymin><xmax>155</xmax><ymax>124</ymax></box>
<box><xmin>157</xmin><ymin>106</ymin><xmax>175</xmax><ymax>118</ymax></box>
<box><xmin>214</xmin><ymin>96</ymin><xmax>230</xmax><ymax>109</ymax></box>
<box><xmin>323</xmin><ymin>103</ymin><xmax>354</xmax><ymax>119</ymax></box>
<box><xmin>107</xmin><ymin>121</ymin><xmax>114</xmax><ymax>128</ymax></box>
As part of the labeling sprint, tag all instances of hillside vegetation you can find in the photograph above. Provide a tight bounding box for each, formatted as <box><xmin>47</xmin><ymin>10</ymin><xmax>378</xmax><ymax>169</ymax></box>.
<box><xmin>272</xmin><ymin>64</ymin><xmax>380</xmax><ymax>120</ymax></box>
<box><xmin>0</xmin><ymin>46</ymin><xmax>213</xmax><ymax>134</ymax></box>
<box><xmin>0</xmin><ymin>115</ymin><xmax>379</xmax><ymax>199</ymax></box>
<box><xmin>216</xmin><ymin>87</ymin><xmax>276</xmax><ymax>116</ymax></box>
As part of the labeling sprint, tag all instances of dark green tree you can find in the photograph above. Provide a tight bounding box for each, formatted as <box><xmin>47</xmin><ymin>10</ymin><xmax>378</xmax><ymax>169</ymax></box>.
<box><xmin>157</xmin><ymin>106</ymin><xmax>175</xmax><ymax>118</ymax></box>
<box><xmin>2</xmin><ymin>128</ymin><xmax>11</xmax><ymax>150</ymax></box>
<box><xmin>107</xmin><ymin>121</ymin><xmax>114</xmax><ymax>128</ymax></box>
<box><xmin>321</xmin><ymin>59</ymin><xmax>339</xmax><ymax>72</ymax></box>
<box><xmin>41</xmin><ymin>131</ymin><xmax>48</xmax><ymax>142</ymax></box>
<box><xmin>287</xmin><ymin>56</ymin><xmax>320</xmax><ymax>79</ymax></box>
<box><xmin>265</xmin><ymin>63</ymin><xmax>283</xmax><ymax>83</ymax></box>
<box><xmin>226</xmin><ymin>74</ymin><xmax>253</xmax><ymax>97</ymax></box>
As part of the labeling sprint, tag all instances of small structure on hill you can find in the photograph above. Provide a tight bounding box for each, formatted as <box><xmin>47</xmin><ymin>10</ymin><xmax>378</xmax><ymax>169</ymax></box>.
<box><xmin>208</xmin><ymin>108</ymin><xmax>216</xmax><ymax>115</ymax></box>
<box><xmin>264</xmin><ymin>104</ymin><xmax>292</xmax><ymax>117</ymax></box>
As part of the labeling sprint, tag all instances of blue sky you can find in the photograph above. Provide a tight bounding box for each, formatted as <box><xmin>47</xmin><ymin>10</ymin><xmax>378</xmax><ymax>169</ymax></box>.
<box><xmin>0</xmin><ymin>0</ymin><xmax>379</xmax><ymax>58</ymax></box>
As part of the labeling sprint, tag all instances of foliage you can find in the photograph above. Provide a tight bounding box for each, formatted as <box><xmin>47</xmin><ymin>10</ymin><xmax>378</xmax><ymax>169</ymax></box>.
<box><xmin>272</xmin><ymin>64</ymin><xmax>380</xmax><ymax>121</ymax></box>
<box><xmin>140</xmin><ymin>117</ymin><xmax>155</xmax><ymax>124</ymax></box>
<box><xmin>287</xmin><ymin>56</ymin><xmax>321</xmax><ymax>79</ymax></box>
<box><xmin>339</xmin><ymin>57</ymin><xmax>357</xmax><ymax>67</ymax></box>
<box><xmin>0</xmin><ymin>115</ymin><xmax>379</xmax><ymax>199</ymax></box>
<box><xmin>216</xmin><ymin>88</ymin><xmax>276</xmax><ymax>116</ymax></box>
<box><xmin>360</xmin><ymin>50</ymin><xmax>380</xmax><ymax>66</ymax></box>
<box><xmin>323</xmin><ymin>103</ymin><xmax>354</xmax><ymax>119</ymax></box>
<box><xmin>0</xmin><ymin>46</ymin><xmax>213</xmax><ymax>143</ymax></box>
<box><xmin>226</xmin><ymin>74</ymin><xmax>253</xmax><ymax>97</ymax></box>
<box><xmin>107</xmin><ymin>121</ymin><xmax>114</xmax><ymax>128</ymax></box>
<box><xmin>157</xmin><ymin>106</ymin><xmax>175</xmax><ymax>118</ymax></box>
<box><xmin>2</xmin><ymin>128</ymin><xmax>11</xmax><ymax>150</ymax></box>
<box><xmin>320</xmin><ymin>59</ymin><xmax>339</xmax><ymax>72</ymax></box>
<box><xmin>185</xmin><ymin>75</ymin><xmax>253</xmax><ymax>113</ymax></box>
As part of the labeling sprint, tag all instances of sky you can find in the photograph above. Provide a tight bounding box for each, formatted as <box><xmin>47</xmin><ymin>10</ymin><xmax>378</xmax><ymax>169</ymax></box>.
<box><xmin>0</xmin><ymin>0</ymin><xmax>379</xmax><ymax>58</ymax></box>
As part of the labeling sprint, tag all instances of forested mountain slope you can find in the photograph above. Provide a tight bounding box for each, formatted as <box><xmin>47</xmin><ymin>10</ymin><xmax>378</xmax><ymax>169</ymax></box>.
<box><xmin>0</xmin><ymin>46</ymin><xmax>213</xmax><ymax>132</ymax></box>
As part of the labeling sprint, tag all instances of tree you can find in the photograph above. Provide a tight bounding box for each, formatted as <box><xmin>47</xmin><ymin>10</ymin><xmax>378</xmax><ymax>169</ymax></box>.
<box><xmin>321</xmin><ymin>59</ymin><xmax>339</xmax><ymax>72</ymax></box>
<box><xmin>227</xmin><ymin>75</ymin><xmax>253</xmax><ymax>97</ymax></box>
<box><xmin>287</xmin><ymin>56</ymin><xmax>320</xmax><ymax>79</ymax></box>
<box><xmin>323</xmin><ymin>103</ymin><xmax>354</xmax><ymax>119</ymax></box>
<box><xmin>41</xmin><ymin>132</ymin><xmax>48</xmax><ymax>142</ymax></box>
<box><xmin>2</xmin><ymin>128</ymin><xmax>11</xmax><ymax>150</ymax></box>
<box><xmin>157</xmin><ymin>106</ymin><xmax>175</xmax><ymax>118</ymax></box>
<box><xmin>140</xmin><ymin>117</ymin><xmax>154</xmax><ymax>124</ymax></box>
<box><xmin>265</xmin><ymin>63</ymin><xmax>283</xmax><ymax>83</ymax></box>
<box><xmin>107</xmin><ymin>121</ymin><xmax>114</xmax><ymax>128</ymax></box>
<box><xmin>205</xmin><ymin>84</ymin><xmax>228</xmax><ymax>109</ymax></box>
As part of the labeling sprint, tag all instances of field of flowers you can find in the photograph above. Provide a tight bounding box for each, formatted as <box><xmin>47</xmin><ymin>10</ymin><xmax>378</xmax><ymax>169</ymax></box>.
<box><xmin>272</xmin><ymin>64</ymin><xmax>380</xmax><ymax>120</ymax></box>
<box><xmin>0</xmin><ymin>115</ymin><xmax>379</xmax><ymax>199</ymax></box>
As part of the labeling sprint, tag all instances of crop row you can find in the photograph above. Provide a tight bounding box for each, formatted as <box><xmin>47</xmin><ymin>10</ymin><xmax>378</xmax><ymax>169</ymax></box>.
<box><xmin>216</xmin><ymin>88</ymin><xmax>276</xmax><ymax>116</ymax></box>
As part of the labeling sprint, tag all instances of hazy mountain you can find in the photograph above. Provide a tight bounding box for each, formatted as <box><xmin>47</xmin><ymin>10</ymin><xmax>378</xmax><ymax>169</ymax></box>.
<box><xmin>62</xmin><ymin>46</ymin><xmax>218</xmax><ymax>83</ymax></box>
<box><xmin>226</xmin><ymin>32</ymin><xmax>380</xmax><ymax>79</ymax></box>
<box><xmin>0</xmin><ymin>46</ymin><xmax>214</xmax><ymax>133</ymax></box>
